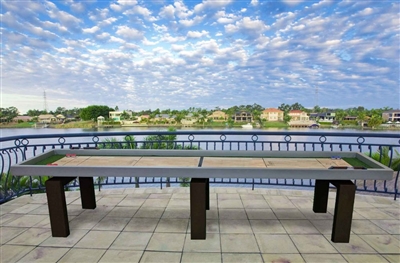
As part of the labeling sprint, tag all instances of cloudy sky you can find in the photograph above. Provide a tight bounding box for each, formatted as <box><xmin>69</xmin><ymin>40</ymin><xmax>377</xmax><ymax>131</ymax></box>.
<box><xmin>2</xmin><ymin>0</ymin><xmax>399</xmax><ymax>114</ymax></box>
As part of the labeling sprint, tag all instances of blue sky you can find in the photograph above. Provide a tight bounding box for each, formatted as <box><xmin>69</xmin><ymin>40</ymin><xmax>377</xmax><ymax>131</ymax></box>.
<box><xmin>1</xmin><ymin>0</ymin><xmax>399</xmax><ymax>114</ymax></box>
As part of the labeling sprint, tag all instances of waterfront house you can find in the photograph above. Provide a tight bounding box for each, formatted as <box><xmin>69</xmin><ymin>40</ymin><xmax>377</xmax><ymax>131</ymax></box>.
<box><xmin>109</xmin><ymin>111</ymin><xmax>133</xmax><ymax>121</ymax></box>
<box><xmin>38</xmin><ymin>114</ymin><xmax>56</xmax><ymax>123</ymax></box>
<box><xmin>288</xmin><ymin>110</ymin><xmax>309</xmax><ymax>121</ymax></box>
<box><xmin>153</xmin><ymin>114</ymin><xmax>176</xmax><ymax>123</ymax></box>
<box><xmin>260</xmin><ymin>108</ymin><xmax>284</xmax><ymax>121</ymax></box>
<box><xmin>181</xmin><ymin>113</ymin><xmax>198</xmax><ymax>125</ymax></box>
<box><xmin>382</xmin><ymin>110</ymin><xmax>400</xmax><ymax>123</ymax></box>
<box><xmin>310</xmin><ymin>112</ymin><xmax>336</xmax><ymax>123</ymax></box>
<box><xmin>208</xmin><ymin>110</ymin><xmax>227</xmax><ymax>122</ymax></box>
<box><xmin>232</xmin><ymin>111</ymin><xmax>253</xmax><ymax>123</ymax></box>
<box><xmin>13</xmin><ymin>116</ymin><xmax>33</xmax><ymax>122</ymax></box>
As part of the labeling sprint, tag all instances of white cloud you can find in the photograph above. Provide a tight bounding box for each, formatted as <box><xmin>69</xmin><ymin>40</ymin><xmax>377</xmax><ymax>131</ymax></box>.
<box><xmin>116</xmin><ymin>25</ymin><xmax>144</xmax><ymax>40</ymax></box>
<box><xmin>83</xmin><ymin>26</ymin><xmax>100</xmax><ymax>34</ymax></box>
<box><xmin>250</xmin><ymin>0</ymin><xmax>258</xmax><ymax>6</ymax></box>
<box><xmin>194</xmin><ymin>0</ymin><xmax>233</xmax><ymax>13</ymax></box>
<box><xmin>187</xmin><ymin>30</ymin><xmax>209</xmax><ymax>38</ymax></box>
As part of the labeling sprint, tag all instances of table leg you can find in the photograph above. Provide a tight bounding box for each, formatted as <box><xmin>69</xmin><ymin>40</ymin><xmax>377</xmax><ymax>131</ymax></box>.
<box><xmin>79</xmin><ymin>177</ymin><xmax>96</xmax><ymax>209</ymax></box>
<box><xmin>313</xmin><ymin>180</ymin><xmax>330</xmax><ymax>213</ymax></box>
<box><xmin>331</xmin><ymin>180</ymin><xmax>356</xmax><ymax>243</ymax></box>
<box><xmin>45</xmin><ymin>177</ymin><xmax>76</xmax><ymax>237</ymax></box>
<box><xmin>206</xmin><ymin>178</ymin><xmax>210</xmax><ymax>210</ymax></box>
<box><xmin>190</xmin><ymin>178</ymin><xmax>207</xmax><ymax>240</ymax></box>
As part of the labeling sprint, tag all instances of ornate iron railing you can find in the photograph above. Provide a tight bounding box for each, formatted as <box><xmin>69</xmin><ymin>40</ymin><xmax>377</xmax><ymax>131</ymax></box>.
<box><xmin>1</xmin><ymin>130</ymin><xmax>399</xmax><ymax>203</ymax></box>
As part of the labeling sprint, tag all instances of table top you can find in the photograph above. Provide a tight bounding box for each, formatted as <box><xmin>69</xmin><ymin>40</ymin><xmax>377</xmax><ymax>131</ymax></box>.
<box><xmin>10</xmin><ymin>149</ymin><xmax>393</xmax><ymax>180</ymax></box>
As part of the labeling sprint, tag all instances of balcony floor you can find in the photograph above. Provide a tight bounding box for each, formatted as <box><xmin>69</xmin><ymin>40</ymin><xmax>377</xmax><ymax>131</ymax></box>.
<box><xmin>1</xmin><ymin>187</ymin><xmax>399</xmax><ymax>263</ymax></box>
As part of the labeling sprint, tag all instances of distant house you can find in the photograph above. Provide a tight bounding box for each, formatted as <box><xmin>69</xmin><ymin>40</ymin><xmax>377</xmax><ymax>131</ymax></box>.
<box><xmin>208</xmin><ymin>111</ymin><xmax>227</xmax><ymax>122</ymax></box>
<box><xmin>138</xmin><ymin>115</ymin><xmax>150</xmax><ymax>122</ymax></box>
<box><xmin>260</xmin><ymin>108</ymin><xmax>284</xmax><ymax>121</ymax></box>
<box><xmin>232</xmin><ymin>111</ymin><xmax>253</xmax><ymax>123</ymax></box>
<box><xmin>109</xmin><ymin>111</ymin><xmax>133</xmax><ymax>121</ymax></box>
<box><xmin>153</xmin><ymin>114</ymin><xmax>175</xmax><ymax>123</ymax></box>
<box><xmin>13</xmin><ymin>116</ymin><xmax>33</xmax><ymax>122</ymax></box>
<box><xmin>288</xmin><ymin>110</ymin><xmax>309</xmax><ymax>121</ymax></box>
<box><xmin>181</xmin><ymin>113</ymin><xmax>198</xmax><ymax>125</ymax></box>
<box><xmin>310</xmin><ymin>112</ymin><xmax>336</xmax><ymax>123</ymax></box>
<box><xmin>38</xmin><ymin>114</ymin><xmax>56</xmax><ymax>123</ymax></box>
<box><xmin>382</xmin><ymin>110</ymin><xmax>400</xmax><ymax>122</ymax></box>
<box><xmin>56</xmin><ymin>114</ymin><xmax>65</xmax><ymax>122</ymax></box>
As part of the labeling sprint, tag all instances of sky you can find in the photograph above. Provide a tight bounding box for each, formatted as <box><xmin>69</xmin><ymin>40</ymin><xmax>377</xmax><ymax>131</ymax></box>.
<box><xmin>1</xmin><ymin>0</ymin><xmax>399</xmax><ymax>114</ymax></box>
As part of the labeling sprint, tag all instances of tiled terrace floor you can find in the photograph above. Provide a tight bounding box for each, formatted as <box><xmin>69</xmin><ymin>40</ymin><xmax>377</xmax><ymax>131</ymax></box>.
<box><xmin>1</xmin><ymin>187</ymin><xmax>399</xmax><ymax>263</ymax></box>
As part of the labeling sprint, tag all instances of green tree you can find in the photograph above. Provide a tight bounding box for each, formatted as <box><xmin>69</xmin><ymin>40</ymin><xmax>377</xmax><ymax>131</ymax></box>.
<box><xmin>367</xmin><ymin>115</ymin><xmax>383</xmax><ymax>129</ymax></box>
<box><xmin>0</xmin><ymin>107</ymin><xmax>19</xmax><ymax>122</ymax></box>
<box><xmin>80</xmin><ymin>105</ymin><xmax>114</xmax><ymax>121</ymax></box>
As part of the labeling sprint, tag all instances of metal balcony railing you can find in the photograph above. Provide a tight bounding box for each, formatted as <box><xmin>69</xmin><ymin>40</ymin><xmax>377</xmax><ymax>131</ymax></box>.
<box><xmin>1</xmin><ymin>130</ymin><xmax>399</xmax><ymax>203</ymax></box>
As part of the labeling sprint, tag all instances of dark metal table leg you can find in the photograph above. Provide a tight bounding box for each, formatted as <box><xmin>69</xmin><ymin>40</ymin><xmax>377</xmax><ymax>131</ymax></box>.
<box><xmin>190</xmin><ymin>178</ymin><xmax>207</xmax><ymax>240</ymax></box>
<box><xmin>206</xmin><ymin>178</ymin><xmax>210</xmax><ymax>210</ymax></box>
<box><xmin>79</xmin><ymin>177</ymin><xmax>96</xmax><ymax>209</ymax></box>
<box><xmin>45</xmin><ymin>177</ymin><xmax>76</xmax><ymax>237</ymax></box>
<box><xmin>331</xmin><ymin>180</ymin><xmax>356</xmax><ymax>243</ymax></box>
<box><xmin>313</xmin><ymin>180</ymin><xmax>330</xmax><ymax>213</ymax></box>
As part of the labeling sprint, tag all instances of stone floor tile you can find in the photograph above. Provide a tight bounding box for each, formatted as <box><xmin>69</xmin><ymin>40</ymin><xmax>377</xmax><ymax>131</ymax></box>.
<box><xmin>299</xmin><ymin>209</ymin><xmax>333</xmax><ymax>220</ymax></box>
<box><xmin>358</xmin><ymin>234</ymin><xmax>400</xmax><ymax>253</ymax></box>
<box><xmin>28</xmin><ymin>205</ymin><xmax>50</xmax><ymax>215</ymax></box>
<box><xmin>74</xmin><ymin>230</ymin><xmax>120</xmax><ymax>249</ymax></box>
<box><xmin>393</xmin><ymin>235</ymin><xmax>400</xmax><ymax>240</ymax></box>
<box><xmin>249</xmin><ymin>219</ymin><xmax>286</xmax><ymax>234</ymax></box>
<box><xmin>218</xmin><ymin>193</ymin><xmax>241</xmax><ymax>200</ymax></box>
<box><xmin>206</xmin><ymin>209</ymin><xmax>219</xmax><ymax>219</ymax></box>
<box><xmin>80</xmin><ymin>205</ymin><xmax>114</xmax><ymax>215</ymax></box>
<box><xmin>273</xmin><ymin>208</ymin><xmax>306</xmax><ymax>219</ymax></box>
<box><xmin>66</xmin><ymin>204</ymin><xmax>86</xmax><ymax>216</ymax></box>
<box><xmin>218</xmin><ymin>199</ymin><xmax>243</xmax><ymax>209</ymax></box>
<box><xmin>183</xmin><ymin>233</ymin><xmax>221</xmax><ymax>253</ymax></box>
<box><xmin>33</xmin><ymin>215</ymin><xmax>76</xmax><ymax>229</ymax></box>
<box><xmin>383</xmin><ymin>254</ymin><xmax>400</xmax><ymax>263</ymax></box>
<box><xmin>171</xmin><ymin>193</ymin><xmax>190</xmax><ymax>199</ymax></box>
<box><xmin>162</xmin><ymin>208</ymin><xmax>190</xmax><ymax>219</ymax></box>
<box><xmin>134</xmin><ymin>207</ymin><xmax>165</xmax><ymax>218</ymax></box>
<box><xmin>241</xmin><ymin>199</ymin><xmax>270</xmax><ymax>209</ymax></box>
<box><xmin>240</xmin><ymin>193</ymin><xmax>265</xmax><ymax>200</ymax></box>
<box><xmin>342</xmin><ymin>254</ymin><xmax>390</xmax><ymax>263</ymax></box>
<box><xmin>302</xmin><ymin>253</ymin><xmax>347</xmax><ymax>262</ymax></box>
<box><xmin>281</xmin><ymin>220</ymin><xmax>320</xmax><ymax>234</ymax></box>
<box><xmin>326</xmin><ymin>234</ymin><xmax>376</xmax><ymax>254</ymax></box>
<box><xmin>117</xmin><ymin>198</ymin><xmax>146</xmax><ymax>207</ymax></box>
<box><xmin>17</xmin><ymin>247</ymin><xmax>69</xmax><ymax>262</ymax></box>
<box><xmin>255</xmin><ymin>234</ymin><xmax>298</xmax><ymax>254</ymax></box>
<box><xmin>3</xmin><ymin>214</ymin><xmax>48</xmax><ymax>228</ymax></box>
<box><xmin>264</xmin><ymin>196</ymin><xmax>297</xmax><ymax>209</ymax></box>
<box><xmin>290</xmin><ymin>235</ymin><xmax>337</xmax><ymax>253</ymax></box>
<box><xmin>99</xmin><ymin>250</ymin><xmax>143</xmax><ymax>263</ymax></box>
<box><xmin>219</xmin><ymin>219</ymin><xmax>253</xmax><ymax>233</ymax></box>
<box><xmin>141</xmin><ymin>198</ymin><xmax>170</xmax><ymax>208</ymax></box>
<box><xmin>9</xmin><ymin>204</ymin><xmax>42</xmax><ymax>214</ymax></box>
<box><xmin>380</xmin><ymin>208</ymin><xmax>400</xmax><ymax>219</ymax></box>
<box><xmin>7</xmin><ymin>228</ymin><xmax>51</xmax><ymax>246</ymax></box>
<box><xmin>262</xmin><ymin>253</ymin><xmax>305</xmax><ymax>263</ymax></box>
<box><xmin>166</xmin><ymin>198</ymin><xmax>190</xmax><ymax>208</ymax></box>
<box><xmin>0</xmin><ymin>244</ymin><xmax>35</xmax><ymax>263</ymax></box>
<box><xmin>0</xmin><ymin>204</ymin><xmax>22</xmax><ymax>215</ymax></box>
<box><xmin>139</xmin><ymin>251</ymin><xmax>181</xmax><ymax>263</ymax></box>
<box><xmin>0</xmin><ymin>227</ymin><xmax>28</xmax><ymax>244</ymax></box>
<box><xmin>355</xmin><ymin>208</ymin><xmax>397</xmax><ymax>219</ymax></box>
<box><xmin>290</xmin><ymin>198</ymin><xmax>314</xmax><ymax>209</ymax></box>
<box><xmin>351</xmin><ymin>220</ymin><xmax>389</xmax><ymax>234</ymax></box>
<box><xmin>97</xmin><ymin>197</ymin><xmax>126</xmax><ymax>206</ymax></box>
<box><xmin>148</xmin><ymin>193</ymin><xmax>172</xmax><ymax>199</ymax></box>
<box><xmin>221</xmin><ymin>233</ymin><xmax>259</xmax><ymax>253</ymax></box>
<box><xmin>107</xmin><ymin>206</ymin><xmax>139</xmax><ymax>217</ymax></box>
<box><xmin>58</xmin><ymin>248</ymin><xmax>106</xmax><ymax>262</ymax></box>
<box><xmin>92</xmin><ymin>217</ymin><xmax>131</xmax><ymax>231</ymax></box>
<box><xmin>181</xmin><ymin>252</ymin><xmax>221</xmax><ymax>262</ymax></box>
<box><xmin>223</xmin><ymin>253</ymin><xmax>263</xmax><ymax>263</ymax></box>
<box><xmin>218</xmin><ymin>209</ymin><xmax>247</xmax><ymax>219</ymax></box>
<box><xmin>0</xmin><ymin>213</ymin><xmax>23</xmax><ymax>225</ymax></box>
<box><xmin>40</xmin><ymin>229</ymin><xmax>89</xmax><ymax>247</ymax></box>
<box><xmin>124</xmin><ymin>218</ymin><xmax>159</xmax><ymax>232</ymax></box>
<box><xmin>69</xmin><ymin>213</ymin><xmax>106</xmax><ymax>230</ymax></box>
<box><xmin>245</xmin><ymin>208</ymin><xmax>277</xmax><ymax>219</ymax></box>
<box><xmin>110</xmin><ymin>232</ymin><xmax>152</xmax><ymax>250</ymax></box>
<box><xmin>155</xmin><ymin>218</ymin><xmax>189</xmax><ymax>233</ymax></box>
<box><xmin>146</xmin><ymin>233</ymin><xmax>186</xmax><ymax>251</ymax></box>
<box><xmin>188</xmin><ymin>219</ymin><xmax>220</xmax><ymax>233</ymax></box>
<box><xmin>370</xmin><ymin>219</ymin><xmax>400</xmax><ymax>234</ymax></box>
<box><xmin>309</xmin><ymin>219</ymin><xmax>332</xmax><ymax>234</ymax></box>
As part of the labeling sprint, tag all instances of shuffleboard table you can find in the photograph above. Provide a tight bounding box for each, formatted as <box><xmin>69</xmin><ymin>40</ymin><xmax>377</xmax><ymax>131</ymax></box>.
<box><xmin>10</xmin><ymin>149</ymin><xmax>393</xmax><ymax>243</ymax></box>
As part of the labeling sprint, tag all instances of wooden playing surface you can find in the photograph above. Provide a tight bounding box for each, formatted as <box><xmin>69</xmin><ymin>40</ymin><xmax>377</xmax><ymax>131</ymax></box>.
<box><xmin>51</xmin><ymin>156</ymin><xmax>351</xmax><ymax>168</ymax></box>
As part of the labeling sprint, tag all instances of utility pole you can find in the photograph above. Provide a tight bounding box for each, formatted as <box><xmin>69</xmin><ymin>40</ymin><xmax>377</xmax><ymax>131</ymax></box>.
<box><xmin>315</xmin><ymin>86</ymin><xmax>319</xmax><ymax>106</ymax></box>
<box><xmin>43</xmin><ymin>90</ymin><xmax>48</xmax><ymax>113</ymax></box>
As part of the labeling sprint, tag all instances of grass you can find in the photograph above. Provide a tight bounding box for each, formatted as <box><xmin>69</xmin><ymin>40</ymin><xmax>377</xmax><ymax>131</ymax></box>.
<box><xmin>262</xmin><ymin>121</ymin><xmax>288</xmax><ymax>128</ymax></box>
<box><xmin>343</xmin><ymin>157</ymin><xmax>372</xmax><ymax>168</ymax></box>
